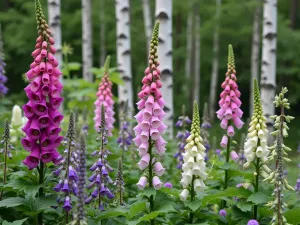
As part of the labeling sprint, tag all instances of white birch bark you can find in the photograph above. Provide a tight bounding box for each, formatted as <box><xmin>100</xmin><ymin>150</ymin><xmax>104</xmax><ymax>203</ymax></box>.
<box><xmin>81</xmin><ymin>0</ymin><xmax>93</xmax><ymax>82</ymax></box>
<box><xmin>185</xmin><ymin>2</ymin><xmax>193</xmax><ymax>79</ymax></box>
<box><xmin>115</xmin><ymin>0</ymin><xmax>134</xmax><ymax>120</ymax></box>
<box><xmin>208</xmin><ymin>0</ymin><xmax>221</xmax><ymax>120</ymax></box>
<box><xmin>155</xmin><ymin>0</ymin><xmax>174</xmax><ymax>138</ymax></box>
<box><xmin>193</xmin><ymin>4</ymin><xmax>200</xmax><ymax>106</ymax></box>
<box><xmin>141</xmin><ymin>0</ymin><xmax>152</xmax><ymax>51</ymax></box>
<box><xmin>99</xmin><ymin>0</ymin><xmax>106</xmax><ymax>66</ymax></box>
<box><xmin>250</xmin><ymin>0</ymin><xmax>261</xmax><ymax>115</ymax></box>
<box><xmin>260</xmin><ymin>0</ymin><xmax>277</xmax><ymax>126</ymax></box>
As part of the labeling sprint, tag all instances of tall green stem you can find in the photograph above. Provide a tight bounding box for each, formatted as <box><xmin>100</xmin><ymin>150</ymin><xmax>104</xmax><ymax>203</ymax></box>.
<box><xmin>38</xmin><ymin>162</ymin><xmax>44</xmax><ymax>225</ymax></box>
<box><xmin>222</xmin><ymin>136</ymin><xmax>231</xmax><ymax>208</ymax></box>
<box><xmin>253</xmin><ymin>157</ymin><xmax>260</xmax><ymax>220</ymax></box>
<box><xmin>0</xmin><ymin>140</ymin><xmax>8</xmax><ymax>200</ymax></box>
<box><xmin>189</xmin><ymin>175</ymin><xmax>195</xmax><ymax>223</ymax></box>
<box><xmin>148</xmin><ymin>139</ymin><xmax>154</xmax><ymax>225</ymax></box>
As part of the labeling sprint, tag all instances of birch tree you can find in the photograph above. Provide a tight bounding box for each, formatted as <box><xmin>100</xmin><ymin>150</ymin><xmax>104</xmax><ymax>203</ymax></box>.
<box><xmin>193</xmin><ymin>2</ymin><xmax>200</xmax><ymax>106</ymax></box>
<box><xmin>260</xmin><ymin>0</ymin><xmax>277</xmax><ymax>127</ymax></box>
<box><xmin>115</xmin><ymin>0</ymin><xmax>134</xmax><ymax>120</ymax></box>
<box><xmin>155</xmin><ymin>0</ymin><xmax>174</xmax><ymax>138</ymax></box>
<box><xmin>99</xmin><ymin>0</ymin><xmax>106</xmax><ymax>66</ymax></box>
<box><xmin>208</xmin><ymin>0</ymin><xmax>221</xmax><ymax>120</ymax></box>
<box><xmin>250</xmin><ymin>0</ymin><xmax>261</xmax><ymax>115</ymax></box>
<box><xmin>141</xmin><ymin>0</ymin><xmax>152</xmax><ymax>51</ymax></box>
<box><xmin>185</xmin><ymin>1</ymin><xmax>193</xmax><ymax>80</ymax></box>
<box><xmin>81</xmin><ymin>0</ymin><xmax>93</xmax><ymax>82</ymax></box>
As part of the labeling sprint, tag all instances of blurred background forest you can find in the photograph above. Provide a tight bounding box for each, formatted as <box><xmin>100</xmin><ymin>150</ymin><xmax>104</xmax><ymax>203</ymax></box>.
<box><xmin>0</xmin><ymin>0</ymin><xmax>300</xmax><ymax>148</ymax></box>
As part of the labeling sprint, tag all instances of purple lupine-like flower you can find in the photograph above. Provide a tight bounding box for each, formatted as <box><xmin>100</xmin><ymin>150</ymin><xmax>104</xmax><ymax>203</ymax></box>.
<box><xmin>134</xmin><ymin>22</ymin><xmax>167</xmax><ymax>190</ymax></box>
<box><xmin>174</xmin><ymin>106</ymin><xmax>191</xmax><ymax>169</ymax></box>
<box><xmin>53</xmin><ymin>111</ymin><xmax>78</xmax><ymax>212</ymax></box>
<box><xmin>22</xmin><ymin>1</ymin><xmax>63</xmax><ymax>169</ymax></box>
<box><xmin>164</xmin><ymin>182</ymin><xmax>172</xmax><ymax>189</ymax></box>
<box><xmin>93</xmin><ymin>56</ymin><xmax>115</xmax><ymax>136</ymax></box>
<box><xmin>117</xmin><ymin>121</ymin><xmax>133</xmax><ymax>152</ymax></box>
<box><xmin>216</xmin><ymin>45</ymin><xmax>244</xmax><ymax>147</ymax></box>
<box><xmin>0</xmin><ymin>25</ymin><xmax>8</xmax><ymax>97</ymax></box>
<box><xmin>247</xmin><ymin>220</ymin><xmax>259</xmax><ymax>225</ymax></box>
<box><xmin>86</xmin><ymin>105</ymin><xmax>114</xmax><ymax>210</ymax></box>
<box><xmin>201</xmin><ymin>102</ymin><xmax>211</xmax><ymax>161</ymax></box>
<box><xmin>219</xmin><ymin>209</ymin><xmax>226</xmax><ymax>217</ymax></box>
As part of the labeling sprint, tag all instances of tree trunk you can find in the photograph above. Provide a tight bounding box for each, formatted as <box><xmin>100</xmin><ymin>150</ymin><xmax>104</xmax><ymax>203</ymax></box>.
<box><xmin>260</xmin><ymin>0</ymin><xmax>277</xmax><ymax>129</ymax></box>
<box><xmin>155</xmin><ymin>0</ymin><xmax>174</xmax><ymax>138</ymax></box>
<box><xmin>81</xmin><ymin>0</ymin><xmax>93</xmax><ymax>82</ymax></box>
<box><xmin>193</xmin><ymin>2</ymin><xmax>200</xmax><ymax>106</ymax></box>
<box><xmin>48</xmin><ymin>0</ymin><xmax>63</xmax><ymax>112</ymax></box>
<box><xmin>250</xmin><ymin>0</ymin><xmax>262</xmax><ymax>115</ymax></box>
<box><xmin>115</xmin><ymin>0</ymin><xmax>134</xmax><ymax>121</ymax></box>
<box><xmin>290</xmin><ymin>0</ymin><xmax>298</xmax><ymax>29</ymax></box>
<box><xmin>100</xmin><ymin>0</ymin><xmax>106</xmax><ymax>66</ymax></box>
<box><xmin>208</xmin><ymin>0</ymin><xmax>221</xmax><ymax>120</ymax></box>
<box><xmin>141</xmin><ymin>0</ymin><xmax>152</xmax><ymax>51</ymax></box>
<box><xmin>185</xmin><ymin>2</ymin><xmax>193</xmax><ymax>80</ymax></box>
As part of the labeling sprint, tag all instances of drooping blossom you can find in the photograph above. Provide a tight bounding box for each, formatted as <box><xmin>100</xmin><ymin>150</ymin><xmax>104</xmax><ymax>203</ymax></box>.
<box><xmin>86</xmin><ymin>105</ymin><xmax>114</xmax><ymax>210</ymax></box>
<box><xmin>0</xmin><ymin>24</ymin><xmax>8</xmax><ymax>97</ymax></box>
<box><xmin>201</xmin><ymin>102</ymin><xmax>211</xmax><ymax>161</ymax></box>
<box><xmin>93</xmin><ymin>56</ymin><xmax>115</xmax><ymax>136</ymax></box>
<box><xmin>174</xmin><ymin>105</ymin><xmax>191</xmax><ymax>169</ymax></box>
<box><xmin>247</xmin><ymin>220</ymin><xmax>259</xmax><ymax>225</ymax></box>
<box><xmin>114</xmin><ymin>158</ymin><xmax>125</xmax><ymax>206</ymax></box>
<box><xmin>164</xmin><ymin>182</ymin><xmax>173</xmax><ymax>189</ymax></box>
<box><xmin>180</xmin><ymin>102</ymin><xmax>207</xmax><ymax>201</ymax></box>
<box><xmin>133</xmin><ymin>22</ymin><xmax>167</xmax><ymax>191</ymax></box>
<box><xmin>53</xmin><ymin>111</ymin><xmax>78</xmax><ymax>213</ymax></box>
<box><xmin>216</xmin><ymin>45</ymin><xmax>244</xmax><ymax>147</ymax></box>
<box><xmin>264</xmin><ymin>88</ymin><xmax>294</xmax><ymax>225</ymax></box>
<box><xmin>10</xmin><ymin>105</ymin><xmax>27</xmax><ymax>143</ymax></box>
<box><xmin>22</xmin><ymin>1</ymin><xmax>63</xmax><ymax>169</ymax></box>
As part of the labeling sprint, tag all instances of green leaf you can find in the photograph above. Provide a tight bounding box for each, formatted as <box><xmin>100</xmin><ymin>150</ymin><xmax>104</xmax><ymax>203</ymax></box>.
<box><xmin>67</xmin><ymin>62</ymin><xmax>81</xmax><ymax>71</ymax></box>
<box><xmin>141</xmin><ymin>188</ymin><xmax>156</xmax><ymax>198</ymax></box>
<box><xmin>110</xmin><ymin>72</ymin><xmax>124</xmax><ymax>85</ymax></box>
<box><xmin>284</xmin><ymin>207</ymin><xmax>300</xmax><ymax>224</ymax></box>
<box><xmin>184</xmin><ymin>200</ymin><xmax>201</xmax><ymax>212</ymax></box>
<box><xmin>127</xmin><ymin>212</ymin><xmax>160</xmax><ymax>225</ymax></box>
<box><xmin>96</xmin><ymin>207</ymin><xmax>128</xmax><ymax>221</ymax></box>
<box><xmin>236</xmin><ymin>201</ymin><xmax>252</xmax><ymax>212</ymax></box>
<box><xmin>0</xmin><ymin>197</ymin><xmax>28</xmax><ymax>208</ymax></box>
<box><xmin>247</xmin><ymin>192</ymin><xmax>270</xmax><ymax>205</ymax></box>
<box><xmin>218</xmin><ymin>162</ymin><xmax>232</xmax><ymax>170</ymax></box>
<box><xmin>128</xmin><ymin>202</ymin><xmax>147</xmax><ymax>219</ymax></box>
<box><xmin>2</xmin><ymin>218</ymin><xmax>28</xmax><ymax>225</ymax></box>
<box><xmin>155</xmin><ymin>202</ymin><xmax>176</xmax><ymax>213</ymax></box>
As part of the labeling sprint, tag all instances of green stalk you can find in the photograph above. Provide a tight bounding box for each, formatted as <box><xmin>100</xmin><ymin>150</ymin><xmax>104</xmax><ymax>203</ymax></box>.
<box><xmin>38</xmin><ymin>161</ymin><xmax>44</xmax><ymax>225</ymax></box>
<box><xmin>0</xmin><ymin>139</ymin><xmax>8</xmax><ymax>200</ymax></box>
<box><xmin>189</xmin><ymin>175</ymin><xmax>195</xmax><ymax>223</ymax></box>
<box><xmin>253</xmin><ymin>157</ymin><xmax>260</xmax><ymax>220</ymax></box>
<box><xmin>222</xmin><ymin>136</ymin><xmax>231</xmax><ymax>208</ymax></box>
<box><xmin>148</xmin><ymin>138</ymin><xmax>154</xmax><ymax>225</ymax></box>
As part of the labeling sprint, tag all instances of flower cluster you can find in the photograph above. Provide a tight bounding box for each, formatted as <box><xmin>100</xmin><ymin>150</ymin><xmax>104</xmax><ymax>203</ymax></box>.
<box><xmin>180</xmin><ymin>102</ymin><xmax>207</xmax><ymax>201</ymax></box>
<box><xmin>53</xmin><ymin>111</ymin><xmax>78</xmax><ymax>212</ymax></box>
<box><xmin>86</xmin><ymin>105</ymin><xmax>114</xmax><ymax>210</ymax></box>
<box><xmin>174</xmin><ymin>105</ymin><xmax>191</xmax><ymax>169</ymax></box>
<box><xmin>201</xmin><ymin>102</ymin><xmax>211</xmax><ymax>161</ymax></box>
<box><xmin>264</xmin><ymin>88</ymin><xmax>294</xmax><ymax>225</ymax></box>
<box><xmin>134</xmin><ymin>22</ymin><xmax>167</xmax><ymax>191</ymax></box>
<box><xmin>243</xmin><ymin>79</ymin><xmax>269</xmax><ymax>168</ymax></box>
<box><xmin>93</xmin><ymin>56</ymin><xmax>115</xmax><ymax>136</ymax></box>
<box><xmin>0</xmin><ymin>25</ymin><xmax>8</xmax><ymax>96</ymax></box>
<box><xmin>217</xmin><ymin>45</ymin><xmax>244</xmax><ymax>147</ymax></box>
<box><xmin>10</xmin><ymin>105</ymin><xmax>27</xmax><ymax>143</ymax></box>
<box><xmin>114</xmin><ymin>158</ymin><xmax>125</xmax><ymax>206</ymax></box>
<box><xmin>22</xmin><ymin>1</ymin><xmax>63</xmax><ymax>169</ymax></box>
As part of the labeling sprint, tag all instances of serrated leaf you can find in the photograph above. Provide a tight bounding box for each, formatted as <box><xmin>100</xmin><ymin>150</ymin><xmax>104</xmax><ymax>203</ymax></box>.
<box><xmin>247</xmin><ymin>192</ymin><xmax>270</xmax><ymax>204</ymax></box>
<box><xmin>184</xmin><ymin>200</ymin><xmax>201</xmax><ymax>212</ymax></box>
<box><xmin>236</xmin><ymin>201</ymin><xmax>252</xmax><ymax>212</ymax></box>
<box><xmin>0</xmin><ymin>197</ymin><xmax>28</xmax><ymax>208</ymax></box>
<box><xmin>2</xmin><ymin>218</ymin><xmax>28</xmax><ymax>225</ymax></box>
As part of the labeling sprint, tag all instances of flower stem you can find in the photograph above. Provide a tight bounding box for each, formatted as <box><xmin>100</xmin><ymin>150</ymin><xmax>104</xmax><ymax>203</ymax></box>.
<box><xmin>148</xmin><ymin>138</ymin><xmax>154</xmax><ymax>225</ymax></box>
<box><xmin>38</xmin><ymin>161</ymin><xmax>44</xmax><ymax>225</ymax></box>
<box><xmin>222</xmin><ymin>136</ymin><xmax>231</xmax><ymax>208</ymax></box>
<box><xmin>253</xmin><ymin>157</ymin><xmax>260</xmax><ymax>220</ymax></box>
<box><xmin>0</xmin><ymin>140</ymin><xmax>8</xmax><ymax>200</ymax></box>
<box><xmin>189</xmin><ymin>175</ymin><xmax>195</xmax><ymax>223</ymax></box>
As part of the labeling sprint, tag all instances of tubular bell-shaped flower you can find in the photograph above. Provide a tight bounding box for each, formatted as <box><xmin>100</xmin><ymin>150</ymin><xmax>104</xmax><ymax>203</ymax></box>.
<box><xmin>53</xmin><ymin>111</ymin><xmax>78</xmax><ymax>215</ymax></box>
<box><xmin>93</xmin><ymin>56</ymin><xmax>115</xmax><ymax>136</ymax></box>
<box><xmin>180</xmin><ymin>102</ymin><xmax>207</xmax><ymax>201</ymax></box>
<box><xmin>244</xmin><ymin>79</ymin><xmax>270</xmax><ymax>220</ymax></box>
<box><xmin>264</xmin><ymin>88</ymin><xmax>294</xmax><ymax>225</ymax></box>
<box><xmin>22</xmin><ymin>0</ymin><xmax>63</xmax><ymax>169</ymax></box>
<box><xmin>174</xmin><ymin>105</ymin><xmax>191</xmax><ymax>169</ymax></box>
<box><xmin>10</xmin><ymin>105</ymin><xmax>27</xmax><ymax>143</ymax></box>
<box><xmin>216</xmin><ymin>45</ymin><xmax>244</xmax><ymax>143</ymax></box>
<box><xmin>201</xmin><ymin>102</ymin><xmax>211</xmax><ymax>161</ymax></box>
<box><xmin>86</xmin><ymin>105</ymin><xmax>114</xmax><ymax>210</ymax></box>
<box><xmin>0</xmin><ymin>24</ymin><xmax>8</xmax><ymax>97</ymax></box>
<box><xmin>133</xmin><ymin>22</ymin><xmax>167</xmax><ymax>190</ymax></box>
